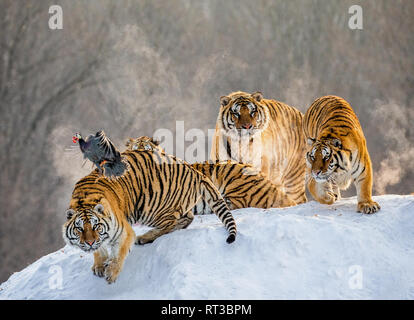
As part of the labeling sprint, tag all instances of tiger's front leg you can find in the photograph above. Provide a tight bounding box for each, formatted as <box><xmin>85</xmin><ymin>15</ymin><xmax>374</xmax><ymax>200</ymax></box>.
<box><xmin>332</xmin><ymin>184</ymin><xmax>341</xmax><ymax>201</ymax></box>
<box><xmin>104</xmin><ymin>222</ymin><xmax>135</xmax><ymax>284</ymax></box>
<box><xmin>354</xmin><ymin>160</ymin><xmax>380</xmax><ymax>214</ymax></box>
<box><xmin>92</xmin><ymin>247</ymin><xmax>109</xmax><ymax>277</ymax></box>
<box><xmin>307</xmin><ymin>176</ymin><xmax>337</xmax><ymax>205</ymax></box>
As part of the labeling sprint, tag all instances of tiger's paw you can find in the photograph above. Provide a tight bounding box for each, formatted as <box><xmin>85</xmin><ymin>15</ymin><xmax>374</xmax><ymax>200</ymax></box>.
<box><xmin>357</xmin><ymin>201</ymin><xmax>381</xmax><ymax>214</ymax></box>
<box><xmin>135</xmin><ymin>235</ymin><xmax>154</xmax><ymax>245</ymax></box>
<box><xmin>315</xmin><ymin>183</ymin><xmax>338</xmax><ymax>205</ymax></box>
<box><xmin>319</xmin><ymin>191</ymin><xmax>337</xmax><ymax>205</ymax></box>
<box><xmin>104</xmin><ymin>259</ymin><xmax>121</xmax><ymax>284</ymax></box>
<box><xmin>92</xmin><ymin>263</ymin><xmax>106</xmax><ymax>278</ymax></box>
<box><xmin>332</xmin><ymin>187</ymin><xmax>341</xmax><ymax>201</ymax></box>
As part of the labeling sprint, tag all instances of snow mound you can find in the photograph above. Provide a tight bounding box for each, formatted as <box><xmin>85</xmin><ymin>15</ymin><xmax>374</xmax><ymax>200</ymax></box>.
<box><xmin>1</xmin><ymin>195</ymin><xmax>414</xmax><ymax>300</ymax></box>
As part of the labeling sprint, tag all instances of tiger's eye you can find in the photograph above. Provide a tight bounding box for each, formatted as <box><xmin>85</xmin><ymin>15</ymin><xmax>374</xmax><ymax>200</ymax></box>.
<box><xmin>94</xmin><ymin>225</ymin><xmax>103</xmax><ymax>233</ymax></box>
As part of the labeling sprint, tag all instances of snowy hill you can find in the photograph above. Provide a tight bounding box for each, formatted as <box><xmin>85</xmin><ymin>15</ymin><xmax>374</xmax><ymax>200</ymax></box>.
<box><xmin>1</xmin><ymin>195</ymin><xmax>413</xmax><ymax>300</ymax></box>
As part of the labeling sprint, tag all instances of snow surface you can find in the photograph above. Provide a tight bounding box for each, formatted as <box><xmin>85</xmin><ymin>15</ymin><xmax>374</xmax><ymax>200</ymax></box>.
<box><xmin>1</xmin><ymin>195</ymin><xmax>413</xmax><ymax>300</ymax></box>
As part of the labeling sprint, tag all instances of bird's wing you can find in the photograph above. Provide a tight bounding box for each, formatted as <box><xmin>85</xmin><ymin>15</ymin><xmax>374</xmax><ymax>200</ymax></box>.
<box><xmin>95</xmin><ymin>130</ymin><xmax>121</xmax><ymax>161</ymax></box>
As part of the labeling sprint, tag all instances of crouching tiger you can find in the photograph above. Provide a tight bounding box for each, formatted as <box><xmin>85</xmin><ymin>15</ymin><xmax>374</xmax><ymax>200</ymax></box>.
<box><xmin>63</xmin><ymin>149</ymin><xmax>237</xmax><ymax>284</ymax></box>
<box><xmin>125</xmin><ymin>136</ymin><xmax>297</xmax><ymax>214</ymax></box>
<box><xmin>304</xmin><ymin>95</ymin><xmax>380</xmax><ymax>214</ymax></box>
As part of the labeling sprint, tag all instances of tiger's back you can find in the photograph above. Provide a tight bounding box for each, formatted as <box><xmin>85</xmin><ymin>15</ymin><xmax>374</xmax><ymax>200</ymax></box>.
<box><xmin>304</xmin><ymin>95</ymin><xmax>364</xmax><ymax>141</ymax></box>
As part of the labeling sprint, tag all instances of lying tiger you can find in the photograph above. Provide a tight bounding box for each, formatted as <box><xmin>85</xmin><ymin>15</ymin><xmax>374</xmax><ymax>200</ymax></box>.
<box><xmin>125</xmin><ymin>136</ymin><xmax>297</xmax><ymax>214</ymax></box>
<box><xmin>63</xmin><ymin>147</ymin><xmax>237</xmax><ymax>284</ymax></box>
<box><xmin>304</xmin><ymin>95</ymin><xmax>380</xmax><ymax>214</ymax></box>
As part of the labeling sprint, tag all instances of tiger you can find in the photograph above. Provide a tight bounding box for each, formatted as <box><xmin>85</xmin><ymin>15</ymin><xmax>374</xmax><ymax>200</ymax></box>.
<box><xmin>210</xmin><ymin>91</ymin><xmax>307</xmax><ymax>205</ymax></box>
<box><xmin>125</xmin><ymin>136</ymin><xmax>161</xmax><ymax>152</ymax></box>
<box><xmin>190</xmin><ymin>161</ymin><xmax>297</xmax><ymax>214</ymax></box>
<box><xmin>125</xmin><ymin>136</ymin><xmax>297</xmax><ymax>214</ymax></box>
<box><xmin>303</xmin><ymin>95</ymin><xmax>380</xmax><ymax>214</ymax></box>
<box><xmin>63</xmin><ymin>149</ymin><xmax>237</xmax><ymax>284</ymax></box>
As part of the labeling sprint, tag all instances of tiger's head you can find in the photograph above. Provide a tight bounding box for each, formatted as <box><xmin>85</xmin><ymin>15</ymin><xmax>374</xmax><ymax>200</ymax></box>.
<box><xmin>63</xmin><ymin>202</ymin><xmax>111</xmax><ymax>252</ymax></box>
<box><xmin>306</xmin><ymin>137</ymin><xmax>343</xmax><ymax>182</ymax></box>
<box><xmin>125</xmin><ymin>136</ymin><xmax>163</xmax><ymax>152</ymax></box>
<box><xmin>219</xmin><ymin>91</ymin><xmax>269</xmax><ymax>137</ymax></box>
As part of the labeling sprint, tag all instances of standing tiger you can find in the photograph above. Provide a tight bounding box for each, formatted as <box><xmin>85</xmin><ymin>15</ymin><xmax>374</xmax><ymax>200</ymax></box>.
<box><xmin>126</xmin><ymin>136</ymin><xmax>297</xmax><ymax>214</ymax></box>
<box><xmin>210</xmin><ymin>91</ymin><xmax>307</xmax><ymax>204</ymax></box>
<box><xmin>303</xmin><ymin>95</ymin><xmax>380</xmax><ymax>214</ymax></box>
<box><xmin>63</xmin><ymin>149</ymin><xmax>237</xmax><ymax>284</ymax></box>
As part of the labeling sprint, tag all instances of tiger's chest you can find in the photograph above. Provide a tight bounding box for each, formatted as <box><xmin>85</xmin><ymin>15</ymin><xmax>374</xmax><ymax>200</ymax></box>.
<box><xmin>224</xmin><ymin>132</ymin><xmax>261</xmax><ymax>165</ymax></box>
<box><xmin>329</xmin><ymin>152</ymin><xmax>355</xmax><ymax>189</ymax></box>
<box><xmin>225</xmin><ymin>130</ymin><xmax>279</xmax><ymax>166</ymax></box>
<box><xmin>332</xmin><ymin>172</ymin><xmax>353</xmax><ymax>189</ymax></box>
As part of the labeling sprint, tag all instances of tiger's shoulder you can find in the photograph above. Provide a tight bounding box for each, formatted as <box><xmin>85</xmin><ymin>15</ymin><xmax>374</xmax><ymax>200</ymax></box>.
<box><xmin>261</xmin><ymin>98</ymin><xmax>304</xmax><ymax>119</ymax></box>
<box><xmin>308</xmin><ymin>95</ymin><xmax>356</xmax><ymax>115</ymax></box>
<box><xmin>304</xmin><ymin>95</ymin><xmax>363</xmax><ymax>143</ymax></box>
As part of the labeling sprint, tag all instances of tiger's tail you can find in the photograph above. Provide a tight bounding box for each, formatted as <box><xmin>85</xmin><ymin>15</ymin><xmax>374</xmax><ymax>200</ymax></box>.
<box><xmin>200</xmin><ymin>178</ymin><xmax>237</xmax><ymax>243</ymax></box>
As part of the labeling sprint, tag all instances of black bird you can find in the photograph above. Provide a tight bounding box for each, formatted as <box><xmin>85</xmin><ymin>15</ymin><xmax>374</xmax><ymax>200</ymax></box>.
<box><xmin>72</xmin><ymin>130</ymin><xmax>127</xmax><ymax>178</ymax></box>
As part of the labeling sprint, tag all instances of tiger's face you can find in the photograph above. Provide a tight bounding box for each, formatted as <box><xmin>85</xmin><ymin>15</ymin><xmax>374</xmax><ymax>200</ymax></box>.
<box><xmin>63</xmin><ymin>203</ymin><xmax>110</xmax><ymax>252</ymax></box>
<box><xmin>306</xmin><ymin>138</ymin><xmax>342</xmax><ymax>182</ymax></box>
<box><xmin>125</xmin><ymin>136</ymin><xmax>163</xmax><ymax>152</ymax></box>
<box><xmin>220</xmin><ymin>91</ymin><xmax>269</xmax><ymax>137</ymax></box>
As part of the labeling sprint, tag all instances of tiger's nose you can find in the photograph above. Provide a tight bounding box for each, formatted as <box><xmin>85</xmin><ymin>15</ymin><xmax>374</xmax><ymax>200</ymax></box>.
<box><xmin>86</xmin><ymin>240</ymin><xmax>95</xmax><ymax>246</ymax></box>
<box><xmin>314</xmin><ymin>170</ymin><xmax>322</xmax><ymax>176</ymax></box>
<box><xmin>242</xmin><ymin>123</ymin><xmax>252</xmax><ymax>129</ymax></box>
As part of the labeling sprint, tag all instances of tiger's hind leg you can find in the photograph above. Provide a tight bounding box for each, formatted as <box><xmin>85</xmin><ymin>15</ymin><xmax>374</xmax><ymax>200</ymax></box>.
<box><xmin>175</xmin><ymin>210</ymin><xmax>194</xmax><ymax>230</ymax></box>
<box><xmin>135</xmin><ymin>222</ymin><xmax>176</xmax><ymax>245</ymax></box>
<box><xmin>135</xmin><ymin>211</ymin><xmax>194</xmax><ymax>245</ymax></box>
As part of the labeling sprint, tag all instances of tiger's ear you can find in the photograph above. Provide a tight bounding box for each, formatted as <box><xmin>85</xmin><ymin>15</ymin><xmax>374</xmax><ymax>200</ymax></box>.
<box><xmin>220</xmin><ymin>96</ymin><xmax>231</xmax><ymax>107</ymax></box>
<box><xmin>125</xmin><ymin>138</ymin><xmax>134</xmax><ymax>147</ymax></box>
<box><xmin>251</xmin><ymin>91</ymin><xmax>263</xmax><ymax>102</ymax></box>
<box><xmin>66</xmin><ymin>209</ymin><xmax>76</xmax><ymax>220</ymax></box>
<box><xmin>329</xmin><ymin>138</ymin><xmax>342</xmax><ymax>149</ymax></box>
<box><xmin>151</xmin><ymin>137</ymin><xmax>161</xmax><ymax>146</ymax></box>
<box><xmin>94</xmin><ymin>204</ymin><xmax>104</xmax><ymax>214</ymax></box>
<box><xmin>307</xmin><ymin>138</ymin><xmax>316</xmax><ymax>146</ymax></box>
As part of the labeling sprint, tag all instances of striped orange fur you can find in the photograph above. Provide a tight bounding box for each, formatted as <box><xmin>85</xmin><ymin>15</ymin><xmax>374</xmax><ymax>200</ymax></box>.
<box><xmin>210</xmin><ymin>91</ymin><xmax>307</xmax><ymax>204</ymax></box>
<box><xmin>63</xmin><ymin>149</ymin><xmax>237</xmax><ymax>283</ymax></box>
<box><xmin>126</xmin><ymin>136</ymin><xmax>297</xmax><ymax>214</ymax></box>
<box><xmin>304</xmin><ymin>95</ymin><xmax>380</xmax><ymax>214</ymax></box>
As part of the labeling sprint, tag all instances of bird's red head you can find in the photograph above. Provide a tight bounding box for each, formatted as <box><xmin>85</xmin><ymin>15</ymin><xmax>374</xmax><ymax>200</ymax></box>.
<box><xmin>72</xmin><ymin>133</ymin><xmax>81</xmax><ymax>144</ymax></box>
